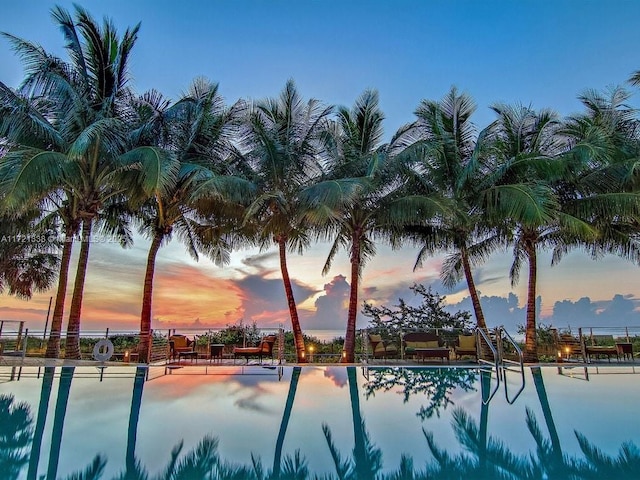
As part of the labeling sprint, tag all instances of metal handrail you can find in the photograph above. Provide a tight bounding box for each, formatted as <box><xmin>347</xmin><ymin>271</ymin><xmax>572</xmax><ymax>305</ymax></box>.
<box><xmin>499</xmin><ymin>327</ymin><xmax>526</xmax><ymax>404</ymax></box>
<box><xmin>475</xmin><ymin>327</ymin><xmax>500</xmax><ymax>405</ymax></box>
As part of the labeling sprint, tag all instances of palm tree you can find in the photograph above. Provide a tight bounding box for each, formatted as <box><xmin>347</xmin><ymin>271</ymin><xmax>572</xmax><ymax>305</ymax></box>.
<box><xmin>309</xmin><ymin>90</ymin><xmax>449</xmax><ymax>362</ymax></box>
<box><xmin>399</xmin><ymin>87</ymin><xmax>504</xmax><ymax>331</ymax></box>
<box><xmin>0</xmin><ymin>208</ymin><xmax>59</xmax><ymax>299</ymax></box>
<box><xmin>0</xmin><ymin>80</ymin><xmax>82</xmax><ymax>358</ymax></box>
<box><xmin>1</xmin><ymin>5</ymin><xmax>140</xmax><ymax>359</ymax></box>
<box><xmin>241</xmin><ymin>80</ymin><xmax>333</xmax><ymax>363</ymax></box>
<box><xmin>483</xmin><ymin>104</ymin><xmax>595</xmax><ymax>362</ymax></box>
<box><xmin>555</xmin><ymin>87</ymin><xmax>640</xmax><ymax>268</ymax></box>
<box><xmin>126</xmin><ymin>80</ymin><xmax>252</xmax><ymax>361</ymax></box>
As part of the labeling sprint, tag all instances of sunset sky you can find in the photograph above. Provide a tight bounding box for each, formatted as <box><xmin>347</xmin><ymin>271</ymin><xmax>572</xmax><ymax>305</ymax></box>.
<box><xmin>1</xmin><ymin>0</ymin><xmax>639</xmax><ymax>335</ymax></box>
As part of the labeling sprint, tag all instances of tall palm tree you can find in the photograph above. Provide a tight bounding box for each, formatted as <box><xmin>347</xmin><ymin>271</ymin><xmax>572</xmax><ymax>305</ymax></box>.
<box><xmin>399</xmin><ymin>87</ymin><xmax>504</xmax><ymax>331</ymax></box>
<box><xmin>483</xmin><ymin>104</ymin><xmax>595</xmax><ymax>362</ymax></box>
<box><xmin>241</xmin><ymin>80</ymin><xmax>333</xmax><ymax>363</ymax></box>
<box><xmin>2</xmin><ymin>6</ymin><xmax>140</xmax><ymax>359</ymax></box>
<box><xmin>0</xmin><ymin>79</ymin><xmax>82</xmax><ymax>358</ymax></box>
<box><xmin>309</xmin><ymin>90</ymin><xmax>448</xmax><ymax>362</ymax></box>
<box><xmin>126</xmin><ymin>80</ymin><xmax>253</xmax><ymax>361</ymax></box>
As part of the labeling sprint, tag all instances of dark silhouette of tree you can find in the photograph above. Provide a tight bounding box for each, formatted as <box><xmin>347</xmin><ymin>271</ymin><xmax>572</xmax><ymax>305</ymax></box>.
<box><xmin>0</xmin><ymin>394</ymin><xmax>33</xmax><ymax>480</ymax></box>
<box><xmin>363</xmin><ymin>367</ymin><xmax>477</xmax><ymax>420</ymax></box>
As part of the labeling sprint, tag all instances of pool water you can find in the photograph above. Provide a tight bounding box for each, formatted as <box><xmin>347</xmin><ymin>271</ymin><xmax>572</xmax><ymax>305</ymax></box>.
<box><xmin>1</xmin><ymin>364</ymin><xmax>639</xmax><ymax>479</ymax></box>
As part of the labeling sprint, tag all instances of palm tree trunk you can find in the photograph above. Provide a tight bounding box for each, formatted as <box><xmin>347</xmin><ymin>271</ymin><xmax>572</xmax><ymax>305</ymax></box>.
<box><xmin>138</xmin><ymin>232</ymin><xmax>163</xmax><ymax>362</ymax></box>
<box><xmin>47</xmin><ymin>366</ymin><xmax>75</xmax><ymax>480</ymax></box>
<box><xmin>524</xmin><ymin>242</ymin><xmax>538</xmax><ymax>362</ymax></box>
<box><xmin>272</xmin><ymin>366</ymin><xmax>301</xmax><ymax>478</ymax></box>
<box><xmin>64</xmin><ymin>218</ymin><xmax>93</xmax><ymax>360</ymax></box>
<box><xmin>126</xmin><ymin>366</ymin><xmax>146</xmax><ymax>473</ymax></box>
<box><xmin>277</xmin><ymin>236</ymin><xmax>306</xmax><ymax>363</ymax></box>
<box><xmin>343</xmin><ymin>231</ymin><xmax>361</xmax><ymax>363</ymax></box>
<box><xmin>27</xmin><ymin>366</ymin><xmax>55</xmax><ymax>480</ymax></box>
<box><xmin>45</xmin><ymin>226</ymin><xmax>74</xmax><ymax>359</ymax></box>
<box><xmin>461</xmin><ymin>246</ymin><xmax>487</xmax><ymax>330</ymax></box>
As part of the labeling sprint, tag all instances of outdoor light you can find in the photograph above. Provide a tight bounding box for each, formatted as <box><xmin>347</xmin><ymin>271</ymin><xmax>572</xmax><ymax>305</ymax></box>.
<box><xmin>124</xmin><ymin>350</ymin><xmax>130</xmax><ymax>363</ymax></box>
<box><xmin>557</xmin><ymin>350</ymin><xmax>563</xmax><ymax>363</ymax></box>
<box><xmin>342</xmin><ymin>350</ymin><xmax>347</xmax><ymax>359</ymax></box>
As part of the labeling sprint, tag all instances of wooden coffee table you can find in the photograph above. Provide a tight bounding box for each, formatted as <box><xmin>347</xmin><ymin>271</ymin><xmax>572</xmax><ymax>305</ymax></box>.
<box><xmin>414</xmin><ymin>347</ymin><xmax>450</xmax><ymax>363</ymax></box>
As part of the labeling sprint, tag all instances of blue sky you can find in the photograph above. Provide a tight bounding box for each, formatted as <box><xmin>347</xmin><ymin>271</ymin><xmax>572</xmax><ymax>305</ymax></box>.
<box><xmin>1</xmin><ymin>0</ymin><xmax>639</xmax><ymax>333</ymax></box>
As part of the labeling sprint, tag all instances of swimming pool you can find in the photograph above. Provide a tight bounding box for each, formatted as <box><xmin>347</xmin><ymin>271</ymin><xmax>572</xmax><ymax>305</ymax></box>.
<box><xmin>1</xmin><ymin>364</ymin><xmax>638</xmax><ymax>479</ymax></box>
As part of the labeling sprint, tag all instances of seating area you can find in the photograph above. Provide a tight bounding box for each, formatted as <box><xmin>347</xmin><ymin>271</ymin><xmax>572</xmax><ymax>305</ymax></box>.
<box><xmin>169</xmin><ymin>334</ymin><xmax>195</xmax><ymax>360</ymax></box>
<box><xmin>403</xmin><ymin>332</ymin><xmax>450</xmax><ymax>363</ymax></box>
<box><xmin>368</xmin><ymin>334</ymin><xmax>399</xmax><ymax>359</ymax></box>
<box><xmin>233</xmin><ymin>335</ymin><xmax>277</xmax><ymax>363</ymax></box>
<box><xmin>454</xmin><ymin>334</ymin><xmax>477</xmax><ymax>361</ymax></box>
<box><xmin>584</xmin><ymin>334</ymin><xmax>619</xmax><ymax>362</ymax></box>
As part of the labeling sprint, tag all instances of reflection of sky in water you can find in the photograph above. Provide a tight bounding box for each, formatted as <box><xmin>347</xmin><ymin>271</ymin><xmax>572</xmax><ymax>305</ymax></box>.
<box><xmin>1</xmin><ymin>365</ymin><xmax>639</xmax><ymax>479</ymax></box>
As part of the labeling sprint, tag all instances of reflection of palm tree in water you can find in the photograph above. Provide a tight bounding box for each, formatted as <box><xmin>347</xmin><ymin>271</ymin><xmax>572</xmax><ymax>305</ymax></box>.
<box><xmin>47</xmin><ymin>366</ymin><xmax>75</xmax><ymax>480</ymax></box>
<box><xmin>0</xmin><ymin>393</ymin><xmax>33</xmax><ymax>480</ymax></box>
<box><xmin>27</xmin><ymin>366</ymin><xmax>54</xmax><ymax>480</ymax></box>
<box><xmin>15</xmin><ymin>366</ymin><xmax>640</xmax><ymax>479</ymax></box>
<box><xmin>126</xmin><ymin>366</ymin><xmax>146</xmax><ymax>472</ymax></box>
<box><xmin>322</xmin><ymin>366</ymin><xmax>383</xmax><ymax>479</ymax></box>
<box><xmin>363</xmin><ymin>367</ymin><xmax>478</xmax><ymax>419</ymax></box>
<box><xmin>272</xmin><ymin>366</ymin><xmax>301</xmax><ymax>478</ymax></box>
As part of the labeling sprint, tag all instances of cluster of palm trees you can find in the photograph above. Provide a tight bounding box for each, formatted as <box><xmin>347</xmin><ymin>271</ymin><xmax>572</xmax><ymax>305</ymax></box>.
<box><xmin>1</xmin><ymin>5</ymin><xmax>639</xmax><ymax>363</ymax></box>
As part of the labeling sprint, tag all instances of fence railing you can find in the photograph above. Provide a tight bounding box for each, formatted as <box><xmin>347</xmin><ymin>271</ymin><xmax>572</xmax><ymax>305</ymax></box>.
<box><xmin>0</xmin><ymin>325</ymin><xmax>288</xmax><ymax>364</ymax></box>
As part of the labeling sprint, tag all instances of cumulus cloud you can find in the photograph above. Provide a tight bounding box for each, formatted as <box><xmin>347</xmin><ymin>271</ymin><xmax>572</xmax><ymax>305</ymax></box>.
<box><xmin>235</xmin><ymin>272</ymin><xmax>317</xmax><ymax>327</ymax></box>
<box><xmin>302</xmin><ymin>275</ymin><xmax>350</xmax><ymax>329</ymax></box>
<box><xmin>550</xmin><ymin>294</ymin><xmax>640</xmax><ymax>328</ymax></box>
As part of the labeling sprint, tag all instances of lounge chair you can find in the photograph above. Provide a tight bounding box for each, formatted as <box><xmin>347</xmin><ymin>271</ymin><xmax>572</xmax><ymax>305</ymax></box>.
<box><xmin>584</xmin><ymin>334</ymin><xmax>618</xmax><ymax>362</ymax></box>
<box><xmin>454</xmin><ymin>334</ymin><xmax>477</xmax><ymax>361</ymax></box>
<box><xmin>403</xmin><ymin>332</ymin><xmax>450</xmax><ymax>362</ymax></box>
<box><xmin>233</xmin><ymin>335</ymin><xmax>277</xmax><ymax>363</ymax></box>
<box><xmin>368</xmin><ymin>334</ymin><xmax>398</xmax><ymax>359</ymax></box>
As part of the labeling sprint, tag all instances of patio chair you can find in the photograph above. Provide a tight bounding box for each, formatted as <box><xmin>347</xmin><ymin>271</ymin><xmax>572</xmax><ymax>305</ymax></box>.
<box><xmin>368</xmin><ymin>334</ymin><xmax>398</xmax><ymax>359</ymax></box>
<box><xmin>233</xmin><ymin>335</ymin><xmax>277</xmax><ymax>363</ymax></box>
<box><xmin>454</xmin><ymin>334</ymin><xmax>478</xmax><ymax>361</ymax></box>
<box><xmin>169</xmin><ymin>334</ymin><xmax>195</xmax><ymax>360</ymax></box>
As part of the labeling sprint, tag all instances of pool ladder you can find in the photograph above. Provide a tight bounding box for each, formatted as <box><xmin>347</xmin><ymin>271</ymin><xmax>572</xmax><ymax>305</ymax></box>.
<box><xmin>476</xmin><ymin>326</ymin><xmax>525</xmax><ymax>405</ymax></box>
